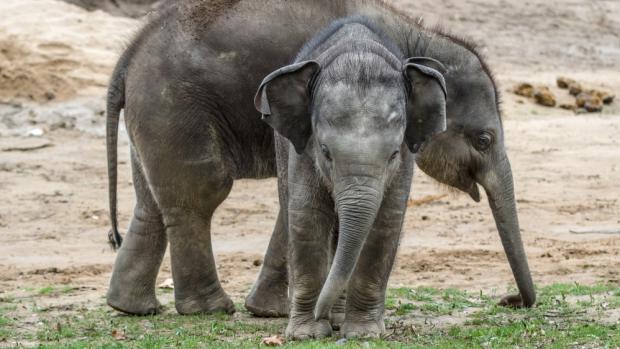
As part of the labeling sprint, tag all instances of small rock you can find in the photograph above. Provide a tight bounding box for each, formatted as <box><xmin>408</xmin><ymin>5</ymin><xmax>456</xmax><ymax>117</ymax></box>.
<box><xmin>533</xmin><ymin>87</ymin><xmax>556</xmax><ymax>107</ymax></box>
<box><xmin>44</xmin><ymin>92</ymin><xmax>56</xmax><ymax>101</ymax></box>
<box><xmin>556</xmin><ymin>76</ymin><xmax>576</xmax><ymax>89</ymax></box>
<box><xmin>513</xmin><ymin>83</ymin><xmax>535</xmax><ymax>97</ymax></box>
<box><xmin>253</xmin><ymin>259</ymin><xmax>262</xmax><ymax>267</ymax></box>
<box><xmin>27</xmin><ymin>128</ymin><xmax>45</xmax><ymax>137</ymax></box>
<box><xmin>336</xmin><ymin>338</ymin><xmax>348</xmax><ymax>345</ymax></box>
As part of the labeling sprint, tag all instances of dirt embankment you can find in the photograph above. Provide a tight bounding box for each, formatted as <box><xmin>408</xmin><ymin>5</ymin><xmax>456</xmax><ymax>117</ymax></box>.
<box><xmin>0</xmin><ymin>0</ymin><xmax>139</xmax><ymax>104</ymax></box>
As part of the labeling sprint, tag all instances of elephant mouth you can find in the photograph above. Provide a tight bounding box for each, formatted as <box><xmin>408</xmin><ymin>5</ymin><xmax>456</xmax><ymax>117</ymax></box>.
<box><xmin>414</xmin><ymin>135</ymin><xmax>438</xmax><ymax>154</ymax></box>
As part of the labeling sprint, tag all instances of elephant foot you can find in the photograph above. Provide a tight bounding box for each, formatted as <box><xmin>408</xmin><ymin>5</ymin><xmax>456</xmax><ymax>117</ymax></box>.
<box><xmin>286</xmin><ymin>316</ymin><xmax>332</xmax><ymax>340</ymax></box>
<box><xmin>330</xmin><ymin>311</ymin><xmax>345</xmax><ymax>331</ymax></box>
<box><xmin>107</xmin><ymin>287</ymin><xmax>162</xmax><ymax>315</ymax></box>
<box><xmin>342</xmin><ymin>320</ymin><xmax>385</xmax><ymax>339</ymax></box>
<box><xmin>245</xmin><ymin>269</ymin><xmax>289</xmax><ymax>317</ymax></box>
<box><xmin>498</xmin><ymin>293</ymin><xmax>527</xmax><ymax>308</ymax></box>
<box><xmin>329</xmin><ymin>293</ymin><xmax>346</xmax><ymax>330</ymax></box>
<box><xmin>175</xmin><ymin>288</ymin><xmax>235</xmax><ymax>315</ymax></box>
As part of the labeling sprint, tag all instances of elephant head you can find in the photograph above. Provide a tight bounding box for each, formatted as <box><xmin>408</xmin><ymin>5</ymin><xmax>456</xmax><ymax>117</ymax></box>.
<box><xmin>255</xmin><ymin>53</ymin><xmax>447</xmax><ymax>319</ymax></box>
<box><xmin>414</xmin><ymin>57</ymin><xmax>536</xmax><ymax>308</ymax></box>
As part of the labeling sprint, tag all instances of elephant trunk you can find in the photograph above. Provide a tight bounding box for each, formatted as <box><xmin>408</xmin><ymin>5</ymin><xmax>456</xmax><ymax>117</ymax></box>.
<box><xmin>479</xmin><ymin>156</ymin><xmax>536</xmax><ymax>307</ymax></box>
<box><xmin>314</xmin><ymin>176</ymin><xmax>383</xmax><ymax>320</ymax></box>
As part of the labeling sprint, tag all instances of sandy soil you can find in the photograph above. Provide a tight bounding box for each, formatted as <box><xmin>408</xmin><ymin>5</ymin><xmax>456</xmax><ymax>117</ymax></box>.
<box><xmin>1</xmin><ymin>0</ymin><xmax>619</xmax><ymax>320</ymax></box>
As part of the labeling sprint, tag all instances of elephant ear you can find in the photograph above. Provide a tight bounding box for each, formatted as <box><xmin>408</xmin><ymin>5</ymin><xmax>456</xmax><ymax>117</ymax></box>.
<box><xmin>403</xmin><ymin>57</ymin><xmax>448</xmax><ymax>153</ymax></box>
<box><xmin>254</xmin><ymin>60</ymin><xmax>321</xmax><ymax>154</ymax></box>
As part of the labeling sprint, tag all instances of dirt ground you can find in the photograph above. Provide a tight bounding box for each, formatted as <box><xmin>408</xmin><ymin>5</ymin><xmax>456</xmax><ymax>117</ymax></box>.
<box><xmin>1</xmin><ymin>0</ymin><xmax>619</xmax><ymax>322</ymax></box>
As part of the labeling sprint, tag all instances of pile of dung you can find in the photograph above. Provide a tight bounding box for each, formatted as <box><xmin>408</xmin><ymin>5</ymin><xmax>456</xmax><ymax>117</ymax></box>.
<box><xmin>513</xmin><ymin>78</ymin><xmax>615</xmax><ymax>113</ymax></box>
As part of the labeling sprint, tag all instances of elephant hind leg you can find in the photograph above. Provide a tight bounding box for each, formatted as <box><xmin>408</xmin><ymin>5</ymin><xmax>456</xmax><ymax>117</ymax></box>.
<box><xmin>164</xmin><ymin>204</ymin><xmax>235</xmax><ymax>315</ymax></box>
<box><xmin>149</xmin><ymin>161</ymin><xmax>235</xmax><ymax>315</ymax></box>
<box><xmin>107</xmin><ymin>149</ymin><xmax>167</xmax><ymax>315</ymax></box>
<box><xmin>245</xmin><ymin>209</ymin><xmax>289</xmax><ymax>317</ymax></box>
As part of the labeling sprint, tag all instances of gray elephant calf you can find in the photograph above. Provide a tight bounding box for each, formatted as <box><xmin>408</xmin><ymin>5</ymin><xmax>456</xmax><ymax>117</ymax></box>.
<box><xmin>105</xmin><ymin>0</ymin><xmax>535</xmax><ymax>340</ymax></box>
<box><xmin>254</xmin><ymin>17</ymin><xmax>447</xmax><ymax>339</ymax></box>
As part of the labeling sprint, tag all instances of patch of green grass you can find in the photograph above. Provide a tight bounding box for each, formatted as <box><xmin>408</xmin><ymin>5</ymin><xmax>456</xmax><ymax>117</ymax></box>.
<box><xmin>538</xmin><ymin>282</ymin><xmax>620</xmax><ymax>297</ymax></box>
<box><xmin>38</xmin><ymin>286</ymin><xmax>56</xmax><ymax>296</ymax></box>
<box><xmin>35</xmin><ymin>285</ymin><xmax>75</xmax><ymax>297</ymax></box>
<box><xmin>388</xmin><ymin>286</ymin><xmax>480</xmax><ymax>316</ymax></box>
<box><xmin>0</xmin><ymin>306</ymin><xmax>16</xmax><ymax>341</ymax></box>
<box><xmin>60</xmin><ymin>286</ymin><xmax>74</xmax><ymax>294</ymax></box>
<box><xmin>394</xmin><ymin>302</ymin><xmax>416</xmax><ymax>316</ymax></box>
<box><xmin>5</xmin><ymin>283</ymin><xmax>619</xmax><ymax>348</ymax></box>
<box><xmin>0</xmin><ymin>314</ymin><xmax>12</xmax><ymax>327</ymax></box>
<box><xmin>157</xmin><ymin>287</ymin><xmax>174</xmax><ymax>294</ymax></box>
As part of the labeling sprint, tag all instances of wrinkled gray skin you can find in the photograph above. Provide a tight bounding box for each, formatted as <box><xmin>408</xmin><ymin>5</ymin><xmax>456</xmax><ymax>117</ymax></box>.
<box><xmin>252</xmin><ymin>17</ymin><xmax>447</xmax><ymax>339</ymax></box>
<box><xmin>105</xmin><ymin>0</ymin><xmax>535</xmax><ymax>339</ymax></box>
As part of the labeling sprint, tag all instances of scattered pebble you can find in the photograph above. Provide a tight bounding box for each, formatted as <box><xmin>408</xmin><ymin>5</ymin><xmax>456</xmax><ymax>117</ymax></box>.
<box><xmin>27</xmin><ymin>128</ymin><xmax>45</xmax><ymax>137</ymax></box>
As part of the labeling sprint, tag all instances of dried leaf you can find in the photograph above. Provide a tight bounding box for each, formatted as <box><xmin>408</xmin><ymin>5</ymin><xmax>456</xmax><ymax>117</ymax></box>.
<box><xmin>111</xmin><ymin>329</ymin><xmax>127</xmax><ymax>340</ymax></box>
<box><xmin>261</xmin><ymin>335</ymin><xmax>285</xmax><ymax>346</ymax></box>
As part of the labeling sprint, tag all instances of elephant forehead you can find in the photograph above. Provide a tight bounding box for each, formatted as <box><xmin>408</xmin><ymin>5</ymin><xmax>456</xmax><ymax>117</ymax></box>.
<box><xmin>314</xmin><ymin>82</ymin><xmax>406</xmax><ymax>127</ymax></box>
<box><xmin>317</xmin><ymin>127</ymin><xmax>403</xmax><ymax>163</ymax></box>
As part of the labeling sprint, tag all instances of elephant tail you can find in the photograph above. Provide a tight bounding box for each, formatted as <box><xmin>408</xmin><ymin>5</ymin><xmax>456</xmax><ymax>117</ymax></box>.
<box><xmin>106</xmin><ymin>62</ymin><xmax>126</xmax><ymax>251</ymax></box>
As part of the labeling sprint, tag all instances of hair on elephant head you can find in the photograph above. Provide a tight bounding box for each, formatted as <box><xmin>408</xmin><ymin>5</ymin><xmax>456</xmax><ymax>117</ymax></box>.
<box><xmin>255</xmin><ymin>37</ymin><xmax>447</xmax><ymax>319</ymax></box>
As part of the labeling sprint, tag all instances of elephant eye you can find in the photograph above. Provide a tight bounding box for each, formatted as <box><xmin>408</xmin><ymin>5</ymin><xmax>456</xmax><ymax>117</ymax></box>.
<box><xmin>476</xmin><ymin>132</ymin><xmax>493</xmax><ymax>150</ymax></box>
<box><xmin>389</xmin><ymin>150</ymin><xmax>400</xmax><ymax>162</ymax></box>
<box><xmin>320</xmin><ymin>144</ymin><xmax>332</xmax><ymax>161</ymax></box>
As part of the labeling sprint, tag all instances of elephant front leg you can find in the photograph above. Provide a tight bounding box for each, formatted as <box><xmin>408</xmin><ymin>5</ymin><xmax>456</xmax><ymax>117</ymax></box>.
<box><xmin>286</xmin><ymin>191</ymin><xmax>335</xmax><ymax>340</ymax></box>
<box><xmin>342</xmin><ymin>225</ymin><xmax>400</xmax><ymax>338</ymax></box>
<box><xmin>342</xmin><ymin>168</ymin><xmax>411</xmax><ymax>338</ymax></box>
